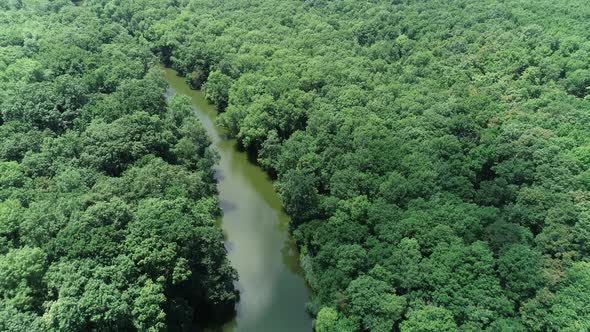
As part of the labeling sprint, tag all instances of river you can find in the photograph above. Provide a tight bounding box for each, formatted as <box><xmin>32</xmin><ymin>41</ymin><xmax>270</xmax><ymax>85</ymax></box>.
<box><xmin>162</xmin><ymin>68</ymin><xmax>312</xmax><ymax>332</ymax></box>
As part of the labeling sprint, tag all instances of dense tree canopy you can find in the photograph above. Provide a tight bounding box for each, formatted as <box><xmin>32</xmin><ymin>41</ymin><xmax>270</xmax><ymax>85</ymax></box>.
<box><xmin>82</xmin><ymin>0</ymin><xmax>590</xmax><ymax>330</ymax></box>
<box><xmin>0</xmin><ymin>1</ymin><xmax>236</xmax><ymax>331</ymax></box>
<box><xmin>3</xmin><ymin>0</ymin><xmax>590</xmax><ymax>330</ymax></box>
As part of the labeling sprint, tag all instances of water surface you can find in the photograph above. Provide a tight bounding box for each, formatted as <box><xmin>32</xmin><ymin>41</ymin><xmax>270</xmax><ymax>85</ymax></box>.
<box><xmin>163</xmin><ymin>68</ymin><xmax>312</xmax><ymax>332</ymax></box>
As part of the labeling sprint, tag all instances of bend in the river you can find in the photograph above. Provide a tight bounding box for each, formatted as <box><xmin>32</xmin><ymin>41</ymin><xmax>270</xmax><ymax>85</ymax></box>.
<box><xmin>162</xmin><ymin>67</ymin><xmax>312</xmax><ymax>332</ymax></box>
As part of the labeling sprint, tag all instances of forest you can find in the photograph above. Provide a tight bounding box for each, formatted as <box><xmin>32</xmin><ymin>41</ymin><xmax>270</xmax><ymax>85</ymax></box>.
<box><xmin>3</xmin><ymin>0</ymin><xmax>590</xmax><ymax>331</ymax></box>
<box><xmin>0</xmin><ymin>1</ymin><xmax>236</xmax><ymax>331</ymax></box>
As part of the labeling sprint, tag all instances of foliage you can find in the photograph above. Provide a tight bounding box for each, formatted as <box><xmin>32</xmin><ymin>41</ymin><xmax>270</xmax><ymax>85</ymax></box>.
<box><xmin>86</xmin><ymin>0</ymin><xmax>590</xmax><ymax>328</ymax></box>
<box><xmin>0</xmin><ymin>2</ymin><xmax>236</xmax><ymax>330</ymax></box>
<box><xmin>5</xmin><ymin>0</ymin><xmax>590</xmax><ymax>330</ymax></box>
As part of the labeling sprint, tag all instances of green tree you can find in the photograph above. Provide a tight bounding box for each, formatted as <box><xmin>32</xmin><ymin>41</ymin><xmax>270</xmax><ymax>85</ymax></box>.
<box><xmin>132</xmin><ymin>279</ymin><xmax>167</xmax><ymax>332</ymax></box>
<box><xmin>0</xmin><ymin>247</ymin><xmax>47</xmax><ymax>311</ymax></box>
<box><xmin>279</xmin><ymin>169</ymin><xmax>320</xmax><ymax>225</ymax></box>
<box><xmin>401</xmin><ymin>306</ymin><xmax>458</xmax><ymax>332</ymax></box>
<box><xmin>203</xmin><ymin>71</ymin><xmax>231</xmax><ymax>111</ymax></box>
<box><xmin>344</xmin><ymin>275</ymin><xmax>406</xmax><ymax>332</ymax></box>
<box><xmin>498</xmin><ymin>244</ymin><xmax>544</xmax><ymax>304</ymax></box>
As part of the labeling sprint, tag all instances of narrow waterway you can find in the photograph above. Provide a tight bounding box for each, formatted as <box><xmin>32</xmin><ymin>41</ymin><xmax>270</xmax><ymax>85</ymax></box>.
<box><xmin>162</xmin><ymin>68</ymin><xmax>312</xmax><ymax>332</ymax></box>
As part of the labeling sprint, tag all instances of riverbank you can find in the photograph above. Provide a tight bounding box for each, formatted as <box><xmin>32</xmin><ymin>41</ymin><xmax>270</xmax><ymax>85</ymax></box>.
<box><xmin>162</xmin><ymin>67</ymin><xmax>312</xmax><ymax>332</ymax></box>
